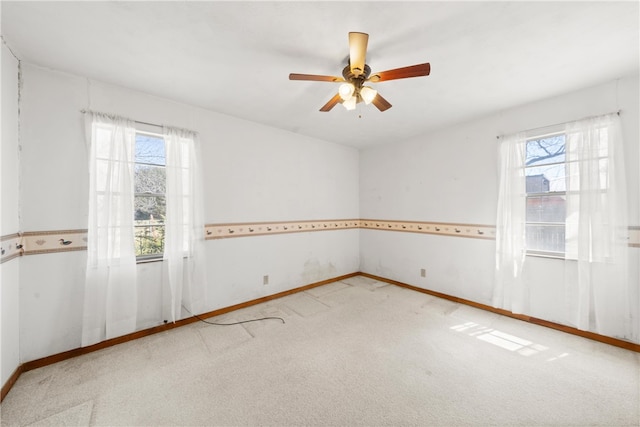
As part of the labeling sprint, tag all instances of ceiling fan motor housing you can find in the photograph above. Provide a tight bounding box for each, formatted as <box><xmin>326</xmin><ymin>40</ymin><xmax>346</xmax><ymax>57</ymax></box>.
<box><xmin>342</xmin><ymin>64</ymin><xmax>371</xmax><ymax>87</ymax></box>
<box><xmin>342</xmin><ymin>64</ymin><xmax>371</xmax><ymax>103</ymax></box>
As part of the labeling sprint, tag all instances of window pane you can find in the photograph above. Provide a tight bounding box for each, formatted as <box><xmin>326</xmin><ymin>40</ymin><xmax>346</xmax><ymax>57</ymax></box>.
<box><xmin>134</xmin><ymin>224</ymin><xmax>165</xmax><ymax>256</ymax></box>
<box><xmin>526</xmin><ymin>195</ymin><xmax>566</xmax><ymax>223</ymax></box>
<box><xmin>134</xmin><ymin>195</ymin><xmax>165</xmax><ymax>221</ymax></box>
<box><xmin>135</xmin><ymin>165</ymin><xmax>166</xmax><ymax>194</ymax></box>
<box><xmin>525</xmin><ymin>163</ymin><xmax>566</xmax><ymax>192</ymax></box>
<box><xmin>526</xmin><ymin>224</ymin><xmax>565</xmax><ymax>253</ymax></box>
<box><xmin>525</xmin><ymin>135</ymin><xmax>565</xmax><ymax>166</ymax></box>
<box><xmin>135</xmin><ymin>134</ymin><xmax>165</xmax><ymax>166</ymax></box>
<box><xmin>134</xmin><ymin>194</ymin><xmax>165</xmax><ymax>257</ymax></box>
<box><xmin>96</xmin><ymin>159</ymin><xmax>109</xmax><ymax>190</ymax></box>
<box><xmin>566</xmin><ymin>129</ymin><xmax>608</xmax><ymax>159</ymax></box>
<box><xmin>95</xmin><ymin>127</ymin><xmax>113</xmax><ymax>159</ymax></box>
<box><xmin>566</xmin><ymin>158</ymin><xmax>609</xmax><ymax>191</ymax></box>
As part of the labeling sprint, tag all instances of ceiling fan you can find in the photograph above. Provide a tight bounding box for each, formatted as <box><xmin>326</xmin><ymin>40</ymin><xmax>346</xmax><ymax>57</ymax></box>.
<box><xmin>289</xmin><ymin>32</ymin><xmax>430</xmax><ymax>112</ymax></box>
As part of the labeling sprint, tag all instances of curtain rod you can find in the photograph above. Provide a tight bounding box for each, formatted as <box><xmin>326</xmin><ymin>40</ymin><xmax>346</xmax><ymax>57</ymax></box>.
<box><xmin>496</xmin><ymin>110</ymin><xmax>621</xmax><ymax>140</ymax></box>
<box><xmin>80</xmin><ymin>109</ymin><xmax>162</xmax><ymax>128</ymax></box>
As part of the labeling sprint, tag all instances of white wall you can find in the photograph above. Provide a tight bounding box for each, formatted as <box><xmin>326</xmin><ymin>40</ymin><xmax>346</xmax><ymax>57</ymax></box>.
<box><xmin>1</xmin><ymin>43</ymin><xmax>21</xmax><ymax>386</ymax></box>
<box><xmin>360</xmin><ymin>74</ymin><xmax>640</xmax><ymax>342</ymax></box>
<box><xmin>17</xmin><ymin>64</ymin><xmax>359</xmax><ymax>362</ymax></box>
<box><xmin>9</xmin><ymin>60</ymin><xmax>639</xmax><ymax>368</ymax></box>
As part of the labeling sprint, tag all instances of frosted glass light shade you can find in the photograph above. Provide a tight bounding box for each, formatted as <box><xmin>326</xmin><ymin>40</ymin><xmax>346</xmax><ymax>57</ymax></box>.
<box><xmin>338</xmin><ymin>83</ymin><xmax>355</xmax><ymax>101</ymax></box>
<box><xmin>360</xmin><ymin>86</ymin><xmax>377</xmax><ymax>104</ymax></box>
<box><xmin>342</xmin><ymin>97</ymin><xmax>357</xmax><ymax>110</ymax></box>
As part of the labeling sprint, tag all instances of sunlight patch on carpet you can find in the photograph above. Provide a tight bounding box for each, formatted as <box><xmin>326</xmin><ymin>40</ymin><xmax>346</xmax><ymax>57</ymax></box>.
<box><xmin>451</xmin><ymin>321</ymin><xmax>551</xmax><ymax>356</ymax></box>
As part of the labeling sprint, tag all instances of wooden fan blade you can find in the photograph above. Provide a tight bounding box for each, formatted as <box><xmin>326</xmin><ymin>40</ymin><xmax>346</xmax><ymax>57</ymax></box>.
<box><xmin>319</xmin><ymin>93</ymin><xmax>342</xmax><ymax>112</ymax></box>
<box><xmin>289</xmin><ymin>73</ymin><xmax>344</xmax><ymax>82</ymax></box>
<box><xmin>349</xmin><ymin>32</ymin><xmax>369</xmax><ymax>77</ymax></box>
<box><xmin>371</xmin><ymin>93</ymin><xmax>392</xmax><ymax>112</ymax></box>
<box><xmin>368</xmin><ymin>63</ymin><xmax>430</xmax><ymax>82</ymax></box>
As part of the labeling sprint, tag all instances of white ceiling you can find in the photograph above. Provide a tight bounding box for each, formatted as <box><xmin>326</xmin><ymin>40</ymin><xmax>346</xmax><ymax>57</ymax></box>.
<box><xmin>2</xmin><ymin>1</ymin><xmax>639</xmax><ymax>149</ymax></box>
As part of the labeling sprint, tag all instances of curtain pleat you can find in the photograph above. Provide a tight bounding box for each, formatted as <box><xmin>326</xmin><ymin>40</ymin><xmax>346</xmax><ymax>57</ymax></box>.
<box><xmin>163</xmin><ymin>127</ymin><xmax>207</xmax><ymax>322</ymax></box>
<box><xmin>493</xmin><ymin>132</ymin><xmax>528</xmax><ymax>313</ymax></box>
<box><xmin>564</xmin><ymin>113</ymin><xmax>631</xmax><ymax>339</ymax></box>
<box><xmin>83</xmin><ymin>112</ymin><xmax>138</xmax><ymax>347</ymax></box>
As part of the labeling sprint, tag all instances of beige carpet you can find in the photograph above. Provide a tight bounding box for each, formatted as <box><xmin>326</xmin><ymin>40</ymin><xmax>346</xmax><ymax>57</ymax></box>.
<box><xmin>2</xmin><ymin>276</ymin><xmax>639</xmax><ymax>426</ymax></box>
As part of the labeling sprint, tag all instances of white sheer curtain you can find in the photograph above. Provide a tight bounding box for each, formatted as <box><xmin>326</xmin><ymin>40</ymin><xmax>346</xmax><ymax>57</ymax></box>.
<box><xmin>162</xmin><ymin>126</ymin><xmax>207</xmax><ymax>323</ymax></box>
<box><xmin>493</xmin><ymin>132</ymin><xmax>528</xmax><ymax>313</ymax></box>
<box><xmin>564</xmin><ymin>113</ymin><xmax>631</xmax><ymax>339</ymax></box>
<box><xmin>494</xmin><ymin>113</ymin><xmax>633</xmax><ymax>341</ymax></box>
<box><xmin>83</xmin><ymin>112</ymin><xmax>138</xmax><ymax>347</ymax></box>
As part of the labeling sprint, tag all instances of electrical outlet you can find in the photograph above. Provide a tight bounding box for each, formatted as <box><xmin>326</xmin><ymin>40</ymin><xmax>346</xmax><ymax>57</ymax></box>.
<box><xmin>420</xmin><ymin>268</ymin><xmax>426</xmax><ymax>278</ymax></box>
<box><xmin>263</xmin><ymin>275</ymin><xmax>269</xmax><ymax>285</ymax></box>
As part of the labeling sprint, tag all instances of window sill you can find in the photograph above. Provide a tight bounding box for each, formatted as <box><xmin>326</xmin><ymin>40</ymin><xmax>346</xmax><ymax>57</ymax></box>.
<box><xmin>136</xmin><ymin>256</ymin><xmax>163</xmax><ymax>264</ymax></box>
<box><xmin>526</xmin><ymin>251</ymin><xmax>565</xmax><ymax>260</ymax></box>
<box><xmin>136</xmin><ymin>254</ymin><xmax>191</xmax><ymax>264</ymax></box>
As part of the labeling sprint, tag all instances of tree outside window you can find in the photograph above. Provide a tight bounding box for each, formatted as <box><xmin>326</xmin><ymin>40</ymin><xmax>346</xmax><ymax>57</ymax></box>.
<box><xmin>134</xmin><ymin>133</ymin><xmax>166</xmax><ymax>258</ymax></box>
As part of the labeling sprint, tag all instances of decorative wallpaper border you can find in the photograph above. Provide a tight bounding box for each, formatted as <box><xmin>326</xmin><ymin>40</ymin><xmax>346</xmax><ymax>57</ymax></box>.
<box><xmin>1</xmin><ymin>221</ymin><xmax>639</xmax><ymax>263</ymax></box>
<box><xmin>630</xmin><ymin>226</ymin><xmax>640</xmax><ymax>248</ymax></box>
<box><xmin>0</xmin><ymin>233</ymin><xmax>23</xmax><ymax>264</ymax></box>
<box><xmin>205</xmin><ymin>219</ymin><xmax>360</xmax><ymax>240</ymax></box>
<box><xmin>21</xmin><ymin>229</ymin><xmax>88</xmax><ymax>256</ymax></box>
<box><xmin>359</xmin><ymin>219</ymin><xmax>495</xmax><ymax>240</ymax></box>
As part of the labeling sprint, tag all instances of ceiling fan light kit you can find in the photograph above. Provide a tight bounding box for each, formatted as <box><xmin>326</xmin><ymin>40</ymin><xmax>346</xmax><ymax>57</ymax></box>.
<box><xmin>338</xmin><ymin>83</ymin><xmax>355</xmax><ymax>101</ymax></box>
<box><xmin>289</xmin><ymin>32</ymin><xmax>431</xmax><ymax>112</ymax></box>
<box><xmin>343</xmin><ymin>96</ymin><xmax>357</xmax><ymax>111</ymax></box>
<box><xmin>360</xmin><ymin>86</ymin><xmax>377</xmax><ymax>105</ymax></box>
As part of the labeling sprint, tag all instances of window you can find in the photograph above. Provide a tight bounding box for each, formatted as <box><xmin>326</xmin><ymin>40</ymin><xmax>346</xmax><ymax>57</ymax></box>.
<box><xmin>134</xmin><ymin>132</ymin><xmax>166</xmax><ymax>259</ymax></box>
<box><xmin>495</xmin><ymin>113</ymin><xmax>629</xmax><ymax>331</ymax></box>
<box><xmin>524</xmin><ymin>133</ymin><xmax>567</xmax><ymax>257</ymax></box>
<box><xmin>85</xmin><ymin>111</ymin><xmax>207</xmax><ymax>334</ymax></box>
